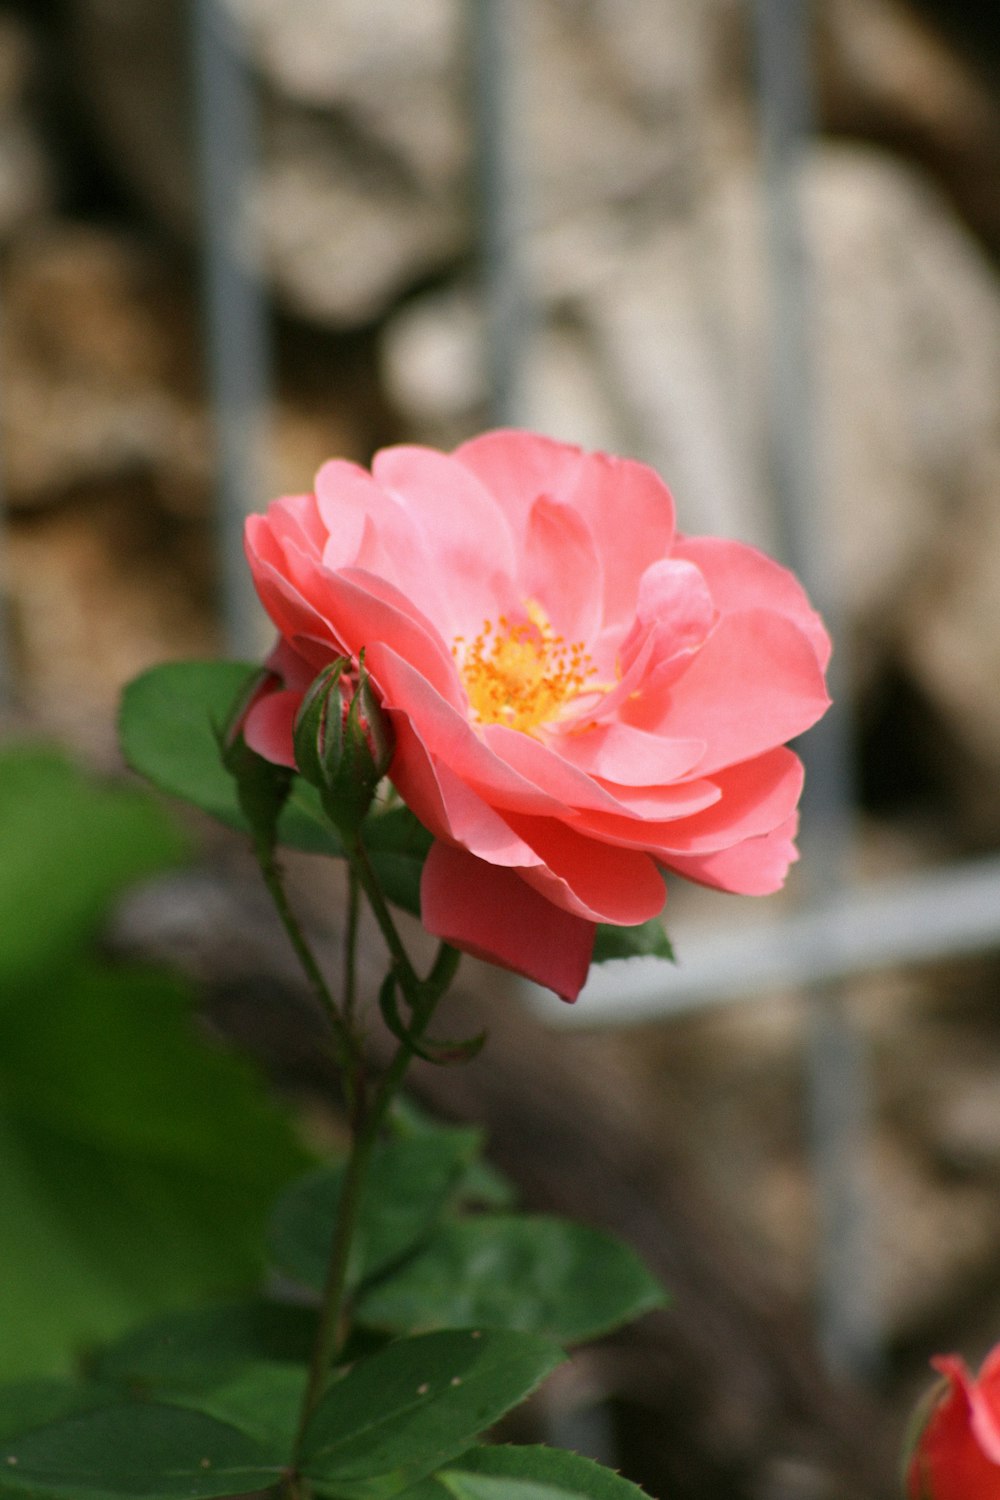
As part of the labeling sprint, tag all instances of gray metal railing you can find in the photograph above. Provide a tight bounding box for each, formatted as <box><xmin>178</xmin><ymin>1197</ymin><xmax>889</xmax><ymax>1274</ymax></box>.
<box><xmin>192</xmin><ymin>0</ymin><xmax>272</xmax><ymax>658</ymax></box>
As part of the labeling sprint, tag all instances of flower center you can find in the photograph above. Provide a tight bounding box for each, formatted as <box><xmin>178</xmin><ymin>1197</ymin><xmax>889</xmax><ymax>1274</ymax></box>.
<box><xmin>454</xmin><ymin>602</ymin><xmax>595</xmax><ymax>735</ymax></box>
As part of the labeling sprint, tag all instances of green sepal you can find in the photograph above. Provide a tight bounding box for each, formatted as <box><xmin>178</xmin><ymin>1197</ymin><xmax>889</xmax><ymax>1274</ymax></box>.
<box><xmin>292</xmin><ymin>659</ymin><xmax>351</xmax><ymax>792</ymax></box>
<box><xmin>216</xmin><ymin>673</ymin><xmax>294</xmax><ymax>857</ymax></box>
<box><xmin>293</xmin><ymin>656</ymin><xmax>395</xmax><ymax>838</ymax></box>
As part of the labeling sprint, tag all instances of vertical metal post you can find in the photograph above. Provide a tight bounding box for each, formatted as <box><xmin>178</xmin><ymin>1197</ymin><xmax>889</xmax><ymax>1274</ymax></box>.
<box><xmin>471</xmin><ymin>0</ymin><xmax>532</xmax><ymax>427</ymax></box>
<box><xmin>752</xmin><ymin>0</ymin><xmax>880</xmax><ymax>1379</ymax></box>
<box><xmin>191</xmin><ymin>0</ymin><xmax>272</xmax><ymax>658</ymax></box>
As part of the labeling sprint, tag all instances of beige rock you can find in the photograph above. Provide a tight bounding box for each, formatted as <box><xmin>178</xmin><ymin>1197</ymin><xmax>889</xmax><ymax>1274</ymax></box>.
<box><xmin>819</xmin><ymin>0</ymin><xmax>1000</xmax><ymax>256</ymax></box>
<box><xmin>5</xmin><ymin>491</ymin><xmax>217</xmax><ymax>756</ymax></box>
<box><xmin>383</xmin><ymin>142</ymin><xmax>1000</xmax><ymax>706</ymax></box>
<box><xmin>0</xmin><ymin>16</ymin><xmax>53</xmax><ymax>241</ymax></box>
<box><xmin>0</xmin><ymin>225</ymin><xmax>211</xmax><ymax>512</ymax></box>
<box><xmin>65</xmin><ymin>0</ymin><xmax>731</xmax><ymax>326</ymax></box>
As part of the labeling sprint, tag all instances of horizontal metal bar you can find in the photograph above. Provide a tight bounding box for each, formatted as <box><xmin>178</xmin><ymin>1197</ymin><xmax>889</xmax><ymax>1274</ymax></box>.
<box><xmin>524</xmin><ymin>854</ymin><xmax>1000</xmax><ymax>1026</ymax></box>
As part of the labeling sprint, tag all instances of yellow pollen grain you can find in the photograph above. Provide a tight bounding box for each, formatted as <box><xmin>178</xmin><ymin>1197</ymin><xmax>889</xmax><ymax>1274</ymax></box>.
<box><xmin>454</xmin><ymin>604</ymin><xmax>595</xmax><ymax>735</ymax></box>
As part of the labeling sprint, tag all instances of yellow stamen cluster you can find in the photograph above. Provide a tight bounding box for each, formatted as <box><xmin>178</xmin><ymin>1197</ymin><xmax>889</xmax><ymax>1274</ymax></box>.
<box><xmin>455</xmin><ymin>604</ymin><xmax>595</xmax><ymax>735</ymax></box>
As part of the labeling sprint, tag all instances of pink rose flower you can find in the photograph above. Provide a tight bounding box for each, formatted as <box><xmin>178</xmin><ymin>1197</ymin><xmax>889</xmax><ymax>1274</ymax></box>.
<box><xmin>906</xmin><ymin>1347</ymin><xmax>1000</xmax><ymax>1499</ymax></box>
<box><xmin>243</xmin><ymin>430</ymin><xmax>831</xmax><ymax>1000</ymax></box>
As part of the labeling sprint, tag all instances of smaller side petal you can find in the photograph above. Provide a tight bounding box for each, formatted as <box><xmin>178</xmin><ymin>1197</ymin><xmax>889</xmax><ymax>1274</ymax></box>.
<box><xmin>505</xmin><ymin>813</ymin><xmax>668</xmax><ymax>924</ymax></box>
<box><xmin>673</xmin><ymin>534</ymin><xmax>832</xmax><ymax>670</ymax></box>
<box><xmin>243</xmin><ymin>689</ymin><xmax>301</xmax><ymax>769</ymax></box>
<box><xmin>661</xmin><ymin>813</ymin><xmax>800</xmax><ymax>896</ymax></box>
<box><xmin>420</xmin><ymin>840</ymin><xmax>596</xmax><ymax>1001</ymax></box>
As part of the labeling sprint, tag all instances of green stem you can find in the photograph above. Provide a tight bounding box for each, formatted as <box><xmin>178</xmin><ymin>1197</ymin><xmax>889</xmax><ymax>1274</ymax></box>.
<box><xmin>346</xmin><ymin>834</ymin><xmax>422</xmax><ymax>992</ymax></box>
<box><xmin>343</xmin><ymin>866</ymin><xmax>360</xmax><ymax>1031</ymax></box>
<box><xmin>257</xmin><ymin>843</ymin><xmax>360</xmax><ymax>1108</ymax></box>
<box><xmin>290</xmin><ymin>938</ymin><xmax>449</xmax><ymax>1460</ymax></box>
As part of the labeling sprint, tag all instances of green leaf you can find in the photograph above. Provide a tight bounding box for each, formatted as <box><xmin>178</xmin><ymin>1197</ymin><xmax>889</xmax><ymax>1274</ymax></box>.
<box><xmin>387</xmin><ymin>1104</ymin><xmax>516</xmax><ymax>1213</ymax></box>
<box><xmin>443</xmin><ymin>1447</ymin><xmax>650</xmax><ymax>1499</ymax></box>
<box><xmin>301</xmin><ymin>1330</ymin><xmax>564</xmax><ymax>1499</ymax></box>
<box><xmin>94</xmin><ymin>1307</ymin><xmax>315</xmax><ymax>1450</ymax></box>
<box><xmin>363</xmin><ymin>805</ymin><xmax>433</xmax><ymax>916</ymax></box>
<box><xmin>119</xmin><ymin>661</ymin><xmax>259</xmax><ymax>827</ymax></box>
<box><xmin>0</xmin><ymin>961</ymin><xmax>308</xmax><ymax>1380</ymax></box>
<box><xmin>0</xmin><ymin>1383</ymin><xmax>119</xmax><ymax>1444</ymax></box>
<box><xmin>119</xmin><ymin>663</ymin><xmax>434</xmax><ymax>910</ymax></box>
<box><xmin>270</xmin><ymin>1132</ymin><xmax>481</xmax><ymax>1296</ymax></box>
<box><xmin>0</xmin><ymin>1402</ymin><xmax>286</xmax><ymax>1499</ymax></box>
<box><xmin>92</xmin><ymin>1300</ymin><xmax>318</xmax><ymax>1387</ymax></box>
<box><xmin>396</xmin><ymin>1444</ymin><xmax>652</xmax><ymax>1500</ymax></box>
<box><xmin>355</xmin><ymin>1216</ymin><xmax>667</xmax><ymax>1344</ymax></box>
<box><xmin>592</xmin><ymin>919</ymin><xmax>674</xmax><ymax>965</ymax></box>
<box><xmin>158</xmin><ymin>1362</ymin><xmax>307</xmax><ymax>1451</ymax></box>
<box><xmin>119</xmin><ymin>660</ymin><xmax>345</xmax><ymax>856</ymax></box>
<box><xmin>0</xmin><ymin>746</ymin><xmax>187</xmax><ymax>988</ymax></box>
<box><xmin>442</xmin><ymin>1478</ymin><xmax>607</xmax><ymax>1500</ymax></box>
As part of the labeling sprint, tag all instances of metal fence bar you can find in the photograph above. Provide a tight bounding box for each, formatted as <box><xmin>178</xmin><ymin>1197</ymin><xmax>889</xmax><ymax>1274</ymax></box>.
<box><xmin>191</xmin><ymin>0</ymin><xmax>272</xmax><ymax>659</ymax></box>
<box><xmin>525</xmin><ymin>854</ymin><xmax>1000</xmax><ymax>1022</ymax></box>
<box><xmin>472</xmin><ymin>0</ymin><xmax>532</xmax><ymax>428</ymax></box>
<box><xmin>753</xmin><ymin>0</ymin><xmax>878</xmax><ymax>1382</ymax></box>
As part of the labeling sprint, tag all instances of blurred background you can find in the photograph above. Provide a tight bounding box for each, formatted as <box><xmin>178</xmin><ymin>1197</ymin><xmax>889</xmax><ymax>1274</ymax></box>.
<box><xmin>1</xmin><ymin>1</ymin><xmax>999</xmax><ymax>1496</ymax></box>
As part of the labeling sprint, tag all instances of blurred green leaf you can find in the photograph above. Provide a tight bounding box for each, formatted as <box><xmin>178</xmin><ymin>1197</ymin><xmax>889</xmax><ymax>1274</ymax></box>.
<box><xmin>387</xmin><ymin>1101</ymin><xmax>516</xmax><ymax>1212</ymax></box>
<box><xmin>0</xmin><ymin>957</ymin><xmax>308</xmax><ymax>1379</ymax></box>
<box><xmin>0</xmin><ymin>746</ymin><xmax>187</xmax><ymax>988</ymax></box>
<box><xmin>0</xmin><ymin>1382</ymin><xmax>119</xmax><ymax>1444</ymax></box>
<box><xmin>302</xmin><ymin>1330</ymin><xmax>564</xmax><ymax>1499</ymax></box>
<box><xmin>355</xmin><ymin>1216</ymin><xmax>667</xmax><ymax>1345</ymax></box>
<box><xmin>363</xmin><ymin>806</ymin><xmax>433</xmax><ymax>916</ymax></box>
<box><xmin>92</xmin><ymin>1299</ymin><xmax>317</xmax><ymax>1388</ymax></box>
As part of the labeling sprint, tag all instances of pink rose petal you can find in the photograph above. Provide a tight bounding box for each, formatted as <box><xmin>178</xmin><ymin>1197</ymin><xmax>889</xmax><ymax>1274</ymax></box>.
<box><xmin>244</xmin><ymin>430</ymin><xmax>832</xmax><ymax>995</ymax></box>
<box><xmin>421</xmin><ymin>840</ymin><xmax>595</xmax><ymax>1000</ymax></box>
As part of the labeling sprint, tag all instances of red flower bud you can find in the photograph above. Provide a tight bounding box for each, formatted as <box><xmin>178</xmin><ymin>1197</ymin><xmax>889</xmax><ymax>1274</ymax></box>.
<box><xmin>905</xmin><ymin>1347</ymin><xmax>1000</xmax><ymax>1499</ymax></box>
